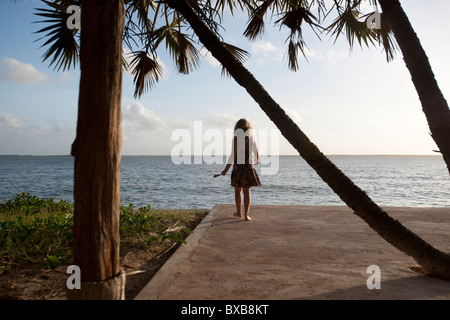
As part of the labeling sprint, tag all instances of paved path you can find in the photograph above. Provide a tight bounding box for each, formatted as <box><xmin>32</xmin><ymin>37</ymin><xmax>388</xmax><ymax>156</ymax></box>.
<box><xmin>135</xmin><ymin>204</ymin><xmax>450</xmax><ymax>300</ymax></box>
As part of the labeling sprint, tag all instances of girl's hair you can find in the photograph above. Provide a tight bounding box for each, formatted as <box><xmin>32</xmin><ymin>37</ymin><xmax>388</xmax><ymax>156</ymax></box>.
<box><xmin>234</xmin><ymin>118</ymin><xmax>252</xmax><ymax>132</ymax></box>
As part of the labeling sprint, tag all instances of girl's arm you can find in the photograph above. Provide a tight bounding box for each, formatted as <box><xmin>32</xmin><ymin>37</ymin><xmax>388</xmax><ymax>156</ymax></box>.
<box><xmin>222</xmin><ymin>163</ymin><xmax>232</xmax><ymax>175</ymax></box>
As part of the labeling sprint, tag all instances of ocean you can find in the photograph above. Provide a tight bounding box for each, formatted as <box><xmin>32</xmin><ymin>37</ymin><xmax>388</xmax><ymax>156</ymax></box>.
<box><xmin>0</xmin><ymin>155</ymin><xmax>449</xmax><ymax>209</ymax></box>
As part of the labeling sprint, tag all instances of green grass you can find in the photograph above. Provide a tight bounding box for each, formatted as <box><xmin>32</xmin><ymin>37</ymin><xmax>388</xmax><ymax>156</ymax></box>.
<box><xmin>0</xmin><ymin>192</ymin><xmax>208</xmax><ymax>271</ymax></box>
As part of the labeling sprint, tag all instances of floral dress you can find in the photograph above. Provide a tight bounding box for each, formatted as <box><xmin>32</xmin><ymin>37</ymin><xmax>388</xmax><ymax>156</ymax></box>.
<box><xmin>229</xmin><ymin>135</ymin><xmax>262</xmax><ymax>188</ymax></box>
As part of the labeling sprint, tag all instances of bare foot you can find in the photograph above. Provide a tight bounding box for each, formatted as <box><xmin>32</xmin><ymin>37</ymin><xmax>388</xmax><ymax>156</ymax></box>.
<box><xmin>233</xmin><ymin>212</ymin><xmax>242</xmax><ymax>218</ymax></box>
<box><xmin>245</xmin><ymin>215</ymin><xmax>252</xmax><ymax>221</ymax></box>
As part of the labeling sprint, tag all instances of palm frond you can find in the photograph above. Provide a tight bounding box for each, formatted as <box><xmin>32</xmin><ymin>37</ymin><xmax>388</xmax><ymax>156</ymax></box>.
<box><xmin>151</xmin><ymin>25</ymin><xmax>177</xmax><ymax>55</ymax></box>
<box><xmin>130</xmin><ymin>51</ymin><xmax>164</xmax><ymax>98</ymax></box>
<box><xmin>33</xmin><ymin>0</ymin><xmax>80</xmax><ymax>72</ymax></box>
<box><xmin>326</xmin><ymin>6</ymin><xmax>398</xmax><ymax>61</ymax></box>
<box><xmin>220</xmin><ymin>42</ymin><xmax>250</xmax><ymax>78</ymax></box>
<box><xmin>126</xmin><ymin>0</ymin><xmax>155</xmax><ymax>45</ymax></box>
<box><xmin>286</xmin><ymin>39</ymin><xmax>301</xmax><ymax>71</ymax></box>
<box><xmin>369</xmin><ymin>13</ymin><xmax>398</xmax><ymax>62</ymax></box>
<box><xmin>244</xmin><ymin>0</ymin><xmax>276</xmax><ymax>41</ymax></box>
<box><xmin>274</xmin><ymin>4</ymin><xmax>319</xmax><ymax>71</ymax></box>
<box><xmin>213</xmin><ymin>0</ymin><xmax>247</xmax><ymax>15</ymax></box>
<box><xmin>275</xmin><ymin>5</ymin><xmax>320</xmax><ymax>34</ymax></box>
<box><xmin>175</xmin><ymin>30</ymin><xmax>201</xmax><ymax>74</ymax></box>
<box><xmin>128</xmin><ymin>0</ymin><xmax>154</xmax><ymax>26</ymax></box>
<box><xmin>150</xmin><ymin>23</ymin><xmax>201</xmax><ymax>75</ymax></box>
<box><xmin>325</xmin><ymin>8</ymin><xmax>376</xmax><ymax>49</ymax></box>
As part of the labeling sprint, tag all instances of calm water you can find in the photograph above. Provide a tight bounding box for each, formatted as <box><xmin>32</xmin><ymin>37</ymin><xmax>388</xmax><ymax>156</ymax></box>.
<box><xmin>0</xmin><ymin>155</ymin><xmax>449</xmax><ymax>209</ymax></box>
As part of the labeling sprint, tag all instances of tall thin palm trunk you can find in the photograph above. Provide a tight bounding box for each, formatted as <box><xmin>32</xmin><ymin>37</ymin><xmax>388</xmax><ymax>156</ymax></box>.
<box><xmin>167</xmin><ymin>0</ymin><xmax>450</xmax><ymax>280</ymax></box>
<box><xmin>378</xmin><ymin>0</ymin><xmax>450</xmax><ymax>174</ymax></box>
<box><xmin>68</xmin><ymin>0</ymin><xmax>126</xmax><ymax>299</ymax></box>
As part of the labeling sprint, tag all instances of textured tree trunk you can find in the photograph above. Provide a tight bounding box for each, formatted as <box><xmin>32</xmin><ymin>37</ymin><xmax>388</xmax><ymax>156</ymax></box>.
<box><xmin>68</xmin><ymin>0</ymin><xmax>126</xmax><ymax>299</ymax></box>
<box><xmin>378</xmin><ymin>0</ymin><xmax>450</xmax><ymax>174</ymax></box>
<box><xmin>167</xmin><ymin>0</ymin><xmax>450</xmax><ymax>280</ymax></box>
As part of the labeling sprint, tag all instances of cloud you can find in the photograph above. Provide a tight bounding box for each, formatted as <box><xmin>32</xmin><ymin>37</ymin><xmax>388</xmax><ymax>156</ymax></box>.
<box><xmin>250</xmin><ymin>41</ymin><xmax>284</xmax><ymax>65</ymax></box>
<box><xmin>122</xmin><ymin>102</ymin><xmax>165</xmax><ymax>132</ymax></box>
<box><xmin>0</xmin><ymin>113</ymin><xmax>28</xmax><ymax>132</ymax></box>
<box><xmin>0</xmin><ymin>113</ymin><xmax>75</xmax><ymax>155</ymax></box>
<box><xmin>200</xmin><ymin>48</ymin><xmax>221</xmax><ymax>68</ymax></box>
<box><xmin>0</xmin><ymin>113</ymin><xmax>74</xmax><ymax>137</ymax></box>
<box><xmin>305</xmin><ymin>48</ymin><xmax>349</xmax><ymax>65</ymax></box>
<box><xmin>0</xmin><ymin>57</ymin><xmax>48</xmax><ymax>84</ymax></box>
<box><xmin>202</xmin><ymin>113</ymin><xmax>239</xmax><ymax>129</ymax></box>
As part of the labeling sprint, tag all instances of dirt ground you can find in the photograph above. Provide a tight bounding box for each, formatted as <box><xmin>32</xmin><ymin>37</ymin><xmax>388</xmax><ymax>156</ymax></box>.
<box><xmin>0</xmin><ymin>214</ymin><xmax>205</xmax><ymax>300</ymax></box>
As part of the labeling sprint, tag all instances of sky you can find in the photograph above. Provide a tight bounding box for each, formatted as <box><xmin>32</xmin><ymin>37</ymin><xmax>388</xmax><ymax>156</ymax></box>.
<box><xmin>0</xmin><ymin>0</ymin><xmax>449</xmax><ymax>156</ymax></box>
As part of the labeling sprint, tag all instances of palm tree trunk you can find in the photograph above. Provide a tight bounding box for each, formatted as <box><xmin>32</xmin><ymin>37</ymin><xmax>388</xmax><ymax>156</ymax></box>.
<box><xmin>167</xmin><ymin>0</ymin><xmax>450</xmax><ymax>280</ymax></box>
<box><xmin>68</xmin><ymin>0</ymin><xmax>126</xmax><ymax>299</ymax></box>
<box><xmin>377</xmin><ymin>0</ymin><xmax>450</xmax><ymax>174</ymax></box>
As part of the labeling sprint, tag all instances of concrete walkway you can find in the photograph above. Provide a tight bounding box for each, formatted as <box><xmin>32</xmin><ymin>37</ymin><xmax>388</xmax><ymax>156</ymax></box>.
<box><xmin>135</xmin><ymin>204</ymin><xmax>450</xmax><ymax>300</ymax></box>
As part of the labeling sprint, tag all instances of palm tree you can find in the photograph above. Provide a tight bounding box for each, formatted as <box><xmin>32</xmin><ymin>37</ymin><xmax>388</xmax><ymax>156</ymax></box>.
<box><xmin>165</xmin><ymin>0</ymin><xmax>450</xmax><ymax>280</ymax></box>
<box><xmin>70</xmin><ymin>0</ymin><xmax>125</xmax><ymax>299</ymax></box>
<box><xmin>241</xmin><ymin>0</ymin><xmax>450</xmax><ymax>174</ymax></box>
<box><xmin>375</xmin><ymin>0</ymin><xmax>450</xmax><ymax>173</ymax></box>
<box><xmin>35</xmin><ymin>0</ymin><xmax>125</xmax><ymax>299</ymax></box>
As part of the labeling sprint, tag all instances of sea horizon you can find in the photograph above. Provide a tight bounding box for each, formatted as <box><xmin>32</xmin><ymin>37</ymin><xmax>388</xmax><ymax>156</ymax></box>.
<box><xmin>1</xmin><ymin>155</ymin><xmax>448</xmax><ymax>209</ymax></box>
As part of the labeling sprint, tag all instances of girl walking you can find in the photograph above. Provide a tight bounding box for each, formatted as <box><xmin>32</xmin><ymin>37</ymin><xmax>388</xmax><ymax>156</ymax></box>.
<box><xmin>221</xmin><ymin>118</ymin><xmax>261</xmax><ymax>221</ymax></box>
